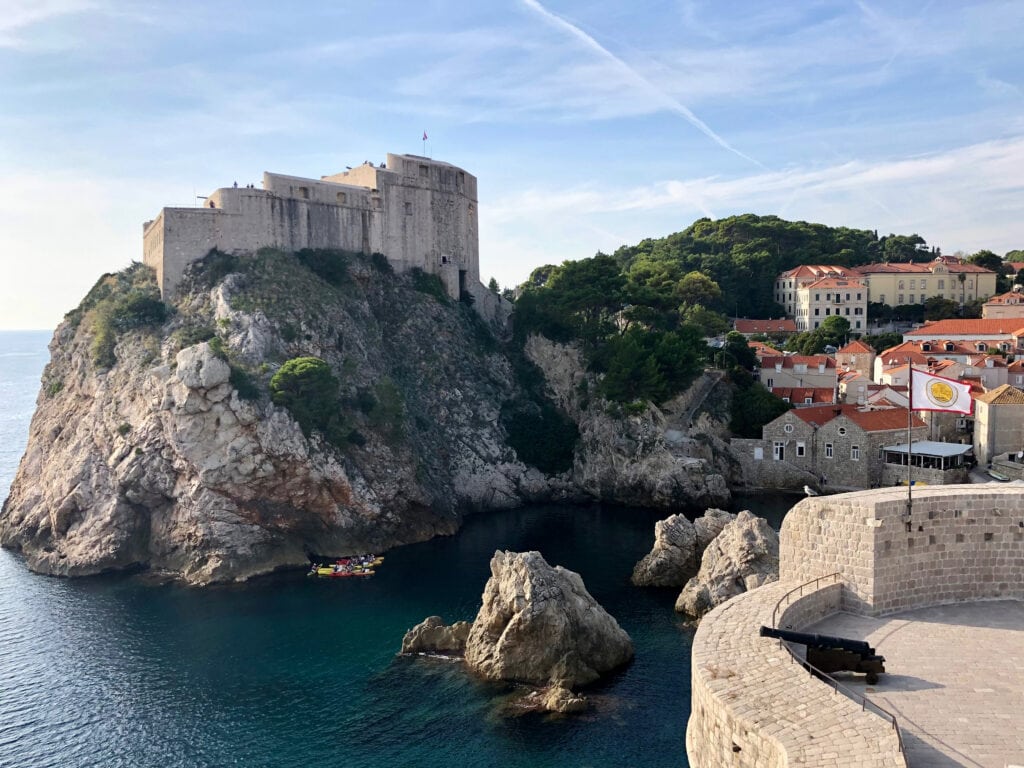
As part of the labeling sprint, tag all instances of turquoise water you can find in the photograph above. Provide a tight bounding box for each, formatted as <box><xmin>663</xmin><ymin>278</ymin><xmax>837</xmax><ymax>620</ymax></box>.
<box><xmin>0</xmin><ymin>330</ymin><xmax>794</xmax><ymax>767</ymax></box>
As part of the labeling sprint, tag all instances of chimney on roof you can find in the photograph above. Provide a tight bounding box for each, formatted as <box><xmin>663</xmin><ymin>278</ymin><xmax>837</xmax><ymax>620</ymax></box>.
<box><xmin>833</xmin><ymin>408</ymin><xmax>842</xmax><ymax>417</ymax></box>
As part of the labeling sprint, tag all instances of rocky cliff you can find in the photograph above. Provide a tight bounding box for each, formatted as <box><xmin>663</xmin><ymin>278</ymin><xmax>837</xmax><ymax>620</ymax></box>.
<box><xmin>1</xmin><ymin>250</ymin><xmax>734</xmax><ymax>583</ymax></box>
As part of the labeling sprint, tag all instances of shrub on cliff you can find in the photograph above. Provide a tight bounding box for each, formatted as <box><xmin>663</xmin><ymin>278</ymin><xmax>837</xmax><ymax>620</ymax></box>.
<box><xmin>270</xmin><ymin>357</ymin><xmax>344</xmax><ymax>443</ymax></box>
<box><xmin>296</xmin><ymin>248</ymin><xmax>351</xmax><ymax>287</ymax></box>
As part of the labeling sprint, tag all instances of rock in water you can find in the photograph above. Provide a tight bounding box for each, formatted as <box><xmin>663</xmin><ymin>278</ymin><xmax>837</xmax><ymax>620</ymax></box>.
<box><xmin>631</xmin><ymin>514</ymin><xmax>697</xmax><ymax>587</ymax></box>
<box><xmin>674</xmin><ymin>511</ymin><xmax>779</xmax><ymax>618</ymax></box>
<box><xmin>694</xmin><ymin>508</ymin><xmax>735</xmax><ymax>552</ymax></box>
<box><xmin>400</xmin><ymin>616</ymin><xmax>471</xmax><ymax>655</ymax></box>
<box><xmin>541</xmin><ymin>684</ymin><xmax>588</xmax><ymax>714</ymax></box>
<box><xmin>464</xmin><ymin>551</ymin><xmax>633</xmax><ymax>687</ymax></box>
<box><xmin>631</xmin><ymin>508</ymin><xmax>736</xmax><ymax>587</ymax></box>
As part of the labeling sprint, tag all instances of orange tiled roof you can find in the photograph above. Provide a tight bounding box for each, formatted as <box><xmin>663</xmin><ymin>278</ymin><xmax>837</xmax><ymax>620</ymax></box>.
<box><xmin>760</xmin><ymin>355</ymin><xmax>837</xmax><ymax>370</ymax></box>
<box><xmin>905</xmin><ymin>319</ymin><xmax>1024</xmax><ymax>337</ymax></box>
<box><xmin>777</xmin><ymin>265</ymin><xmax>852</xmax><ymax>279</ymax></box>
<box><xmin>837</xmin><ymin>339</ymin><xmax>874</xmax><ymax>354</ymax></box>
<box><xmin>734</xmin><ymin>318</ymin><xmax>797</xmax><ymax>334</ymax></box>
<box><xmin>976</xmin><ymin>384</ymin><xmax>1024</xmax><ymax>404</ymax></box>
<box><xmin>801</xmin><ymin>276</ymin><xmax>866</xmax><ymax>290</ymax></box>
<box><xmin>789</xmin><ymin>403</ymin><xmax>924</xmax><ymax>431</ymax></box>
<box><xmin>983</xmin><ymin>290</ymin><xmax>1024</xmax><ymax>306</ymax></box>
<box><xmin>770</xmin><ymin>387</ymin><xmax>836</xmax><ymax>404</ymax></box>
<box><xmin>854</xmin><ymin>260</ymin><xmax>995</xmax><ymax>275</ymax></box>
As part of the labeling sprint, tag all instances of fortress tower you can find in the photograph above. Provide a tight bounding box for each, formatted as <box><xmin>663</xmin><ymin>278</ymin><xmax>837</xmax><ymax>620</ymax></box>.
<box><xmin>143</xmin><ymin>153</ymin><xmax>481</xmax><ymax>302</ymax></box>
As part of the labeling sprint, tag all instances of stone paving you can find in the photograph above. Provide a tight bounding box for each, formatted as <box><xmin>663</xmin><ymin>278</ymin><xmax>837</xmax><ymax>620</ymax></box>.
<box><xmin>808</xmin><ymin>601</ymin><xmax>1024</xmax><ymax>768</ymax></box>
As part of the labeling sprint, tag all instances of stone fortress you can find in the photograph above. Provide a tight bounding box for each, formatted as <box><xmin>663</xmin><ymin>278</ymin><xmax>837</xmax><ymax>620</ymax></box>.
<box><xmin>689</xmin><ymin>485</ymin><xmax>1024</xmax><ymax>768</ymax></box>
<box><xmin>143</xmin><ymin>153</ymin><xmax>504</xmax><ymax>321</ymax></box>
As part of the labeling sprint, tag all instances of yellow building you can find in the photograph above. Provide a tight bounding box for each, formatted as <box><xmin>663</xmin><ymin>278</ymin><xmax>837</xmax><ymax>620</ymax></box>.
<box><xmin>853</xmin><ymin>258</ymin><xmax>997</xmax><ymax>307</ymax></box>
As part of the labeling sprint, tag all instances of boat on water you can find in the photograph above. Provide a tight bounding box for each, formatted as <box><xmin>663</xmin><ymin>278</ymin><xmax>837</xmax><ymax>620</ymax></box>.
<box><xmin>987</xmin><ymin>469</ymin><xmax>1010</xmax><ymax>482</ymax></box>
<box><xmin>308</xmin><ymin>553</ymin><xmax>383</xmax><ymax>578</ymax></box>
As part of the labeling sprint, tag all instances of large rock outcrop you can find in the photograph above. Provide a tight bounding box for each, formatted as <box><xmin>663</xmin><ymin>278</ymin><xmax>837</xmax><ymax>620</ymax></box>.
<box><xmin>524</xmin><ymin>336</ymin><xmax>734</xmax><ymax>510</ymax></box>
<box><xmin>675</xmin><ymin>511</ymin><xmax>779</xmax><ymax>618</ymax></box>
<box><xmin>1</xmin><ymin>255</ymin><xmax>742</xmax><ymax>584</ymax></box>
<box><xmin>464</xmin><ymin>550</ymin><xmax>633</xmax><ymax>687</ymax></box>
<box><xmin>400</xmin><ymin>615</ymin><xmax>472</xmax><ymax>655</ymax></box>
<box><xmin>631</xmin><ymin>508</ymin><xmax>735</xmax><ymax>587</ymax></box>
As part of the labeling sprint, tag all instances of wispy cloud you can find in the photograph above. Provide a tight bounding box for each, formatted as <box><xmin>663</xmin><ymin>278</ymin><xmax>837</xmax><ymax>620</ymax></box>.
<box><xmin>0</xmin><ymin>0</ymin><xmax>101</xmax><ymax>49</ymax></box>
<box><xmin>519</xmin><ymin>0</ymin><xmax>763</xmax><ymax>166</ymax></box>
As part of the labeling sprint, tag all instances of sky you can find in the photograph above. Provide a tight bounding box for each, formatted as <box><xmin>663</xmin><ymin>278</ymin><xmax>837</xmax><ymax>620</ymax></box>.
<box><xmin>2</xmin><ymin>0</ymin><xmax>1024</xmax><ymax>329</ymax></box>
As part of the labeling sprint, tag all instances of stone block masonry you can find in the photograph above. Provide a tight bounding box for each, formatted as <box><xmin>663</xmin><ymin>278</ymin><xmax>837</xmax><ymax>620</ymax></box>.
<box><xmin>143</xmin><ymin>153</ymin><xmax>481</xmax><ymax>303</ymax></box>
<box><xmin>780</xmin><ymin>485</ymin><xmax>1024</xmax><ymax>615</ymax></box>
<box><xmin>688</xmin><ymin>484</ymin><xmax>1024</xmax><ymax>767</ymax></box>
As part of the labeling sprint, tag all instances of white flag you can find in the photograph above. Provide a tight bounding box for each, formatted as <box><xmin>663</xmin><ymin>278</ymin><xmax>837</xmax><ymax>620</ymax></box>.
<box><xmin>910</xmin><ymin>371</ymin><xmax>973</xmax><ymax>414</ymax></box>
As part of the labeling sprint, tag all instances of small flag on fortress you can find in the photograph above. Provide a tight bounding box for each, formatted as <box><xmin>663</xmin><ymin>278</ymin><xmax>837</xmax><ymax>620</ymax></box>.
<box><xmin>423</xmin><ymin>131</ymin><xmax>428</xmax><ymax>141</ymax></box>
<box><xmin>910</xmin><ymin>371</ymin><xmax>973</xmax><ymax>414</ymax></box>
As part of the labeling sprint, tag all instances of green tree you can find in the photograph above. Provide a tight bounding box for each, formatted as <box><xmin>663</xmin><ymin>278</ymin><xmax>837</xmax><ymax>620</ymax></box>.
<box><xmin>269</xmin><ymin>357</ymin><xmax>343</xmax><ymax>443</ymax></box>
<box><xmin>862</xmin><ymin>332</ymin><xmax>903</xmax><ymax>353</ymax></box>
<box><xmin>819</xmin><ymin>316</ymin><xmax>851</xmax><ymax>347</ymax></box>
<box><xmin>675</xmin><ymin>271</ymin><xmax>722</xmax><ymax>308</ymax></box>
<box><xmin>679</xmin><ymin>304</ymin><xmax>731</xmax><ymax>336</ymax></box>
<box><xmin>968</xmin><ymin>249</ymin><xmax>1003</xmax><ymax>273</ymax></box>
<box><xmin>487</xmin><ymin>277</ymin><xmax>500</xmax><ymax>294</ymax></box>
<box><xmin>730</xmin><ymin>377</ymin><xmax>791</xmax><ymax>438</ymax></box>
<box><xmin>923</xmin><ymin>296</ymin><xmax>958</xmax><ymax>320</ymax></box>
<box><xmin>723</xmin><ymin>330</ymin><xmax>758</xmax><ymax>371</ymax></box>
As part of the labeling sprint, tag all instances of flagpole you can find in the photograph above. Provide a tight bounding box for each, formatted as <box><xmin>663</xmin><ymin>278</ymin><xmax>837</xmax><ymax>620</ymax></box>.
<box><xmin>907</xmin><ymin>358</ymin><xmax>913</xmax><ymax>517</ymax></box>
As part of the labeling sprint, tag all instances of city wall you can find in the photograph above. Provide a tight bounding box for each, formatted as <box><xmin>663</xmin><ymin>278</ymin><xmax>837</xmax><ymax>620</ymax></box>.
<box><xmin>688</xmin><ymin>485</ymin><xmax>1024</xmax><ymax>767</ymax></box>
<box><xmin>780</xmin><ymin>485</ymin><xmax>1024</xmax><ymax>614</ymax></box>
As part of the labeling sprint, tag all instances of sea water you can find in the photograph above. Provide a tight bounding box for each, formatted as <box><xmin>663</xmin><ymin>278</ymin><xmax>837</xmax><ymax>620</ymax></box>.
<box><xmin>0</xmin><ymin>330</ymin><xmax>795</xmax><ymax>768</ymax></box>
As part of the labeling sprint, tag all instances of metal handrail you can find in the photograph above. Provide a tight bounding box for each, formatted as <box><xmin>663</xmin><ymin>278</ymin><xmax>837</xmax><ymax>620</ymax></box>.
<box><xmin>770</xmin><ymin>573</ymin><xmax>906</xmax><ymax>755</ymax></box>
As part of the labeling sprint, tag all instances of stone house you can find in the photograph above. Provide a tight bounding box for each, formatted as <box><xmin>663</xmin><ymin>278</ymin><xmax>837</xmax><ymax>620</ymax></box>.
<box><xmin>973</xmin><ymin>384</ymin><xmax>1024</xmax><ymax>464</ymax></box>
<box><xmin>835</xmin><ymin>339</ymin><xmax>875</xmax><ymax>378</ymax></box>
<box><xmin>759</xmin><ymin>404</ymin><xmax>926</xmax><ymax>489</ymax></box>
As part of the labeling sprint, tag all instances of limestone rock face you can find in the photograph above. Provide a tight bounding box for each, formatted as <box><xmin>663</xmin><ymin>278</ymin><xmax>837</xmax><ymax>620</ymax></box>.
<box><xmin>541</xmin><ymin>684</ymin><xmax>588</xmax><ymax>714</ymax></box>
<box><xmin>400</xmin><ymin>616</ymin><xmax>471</xmax><ymax>655</ymax></box>
<box><xmin>631</xmin><ymin>508</ymin><xmax>737</xmax><ymax>587</ymax></box>
<box><xmin>464</xmin><ymin>551</ymin><xmax>633</xmax><ymax>687</ymax></box>
<box><xmin>524</xmin><ymin>336</ymin><xmax>733</xmax><ymax>510</ymax></box>
<box><xmin>675</xmin><ymin>511</ymin><xmax>779</xmax><ymax>618</ymax></box>
<box><xmin>1</xmin><ymin>256</ymin><xmax>744</xmax><ymax>585</ymax></box>
<box><xmin>631</xmin><ymin>514</ymin><xmax>698</xmax><ymax>587</ymax></box>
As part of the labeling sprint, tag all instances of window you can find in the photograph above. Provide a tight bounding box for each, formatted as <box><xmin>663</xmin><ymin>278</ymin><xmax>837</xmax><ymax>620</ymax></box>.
<box><xmin>796</xmin><ymin>441</ymin><xmax>806</xmax><ymax>457</ymax></box>
<box><xmin>968</xmin><ymin>280</ymin><xmax>974</xmax><ymax>288</ymax></box>
<box><xmin>296</xmin><ymin>186</ymin><xmax>309</xmax><ymax>199</ymax></box>
<box><xmin>910</xmin><ymin>279</ymin><xmax>916</xmax><ymax>289</ymax></box>
<box><xmin>854</xmin><ymin>307</ymin><xmax>863</xmax><ymax>315</ymax></box>
<box><xmin>754</xmin><ymin>447</ymin><xmax>764</xmax><ymax>460</ymax></box>
<box><xmin>825</xmin><ymin>443</ymin><xmax>834</xmax><ymax>458</ymax></box>
<box><xmin>922</xmin><ymin>343</ymin><xmax>931</xmax><ymax>352</ymax></box>
<box><xmin>814</xmin><ymin>321</ymin><xmax>820</xmax><ymax>328</ymax></box>
<box><xmin>815</xmin><ymin>293</ymin><xmax>820</xmax><ymax>301</ymax></box>
<box><xmin>814</xmin><ymin>308</ymin><xmax>820</xmax><ymax>316</ymax></box>
<box><xmin>405</xmin><ymin>202</ymin><xmax>413</xmax><ymax>215</ymax></box>
<box><xmin>419</xmin><ymin>164</ymin><xmax>430</xmax><ymax>178</ymax></box>
<box><xmin>837</xmin><ymin>426</ymin><xmax>847</xmax><ymax>436</ymax></box>
<box><xmin>826</xmin><ymin>293</ymin><xmax>832</xmax><ymax>301</ymax></box>
<box><xmin>898</xmin><ymin>280</ymin><xmax>905</xmax><ymax>289</ymax></box>
<box><xmin>857</xmin><ymin>292</ymin><xmax>862</xmax><ymax>300</ymax></box>
<box><xmin>938</xmin><ymin>279</ymin><xmax>945</xmax><ymax>289</ymax></box>
<box><xmin>826</xmin><ymin>308</ymin><xmax>831</xmax><ymax>315</ymax></box>
<box><xmin>898</xmin><ymin>294</ymin><xmax>904</xmax><ymax>304</ymax></box>
<box><xmin>920</xmin><ymin>280</ymin><xmax>927</xmax><ymax>289</ymax></box>
<box><xmin>851</xmin><ymin>445</ymin><xmax>860</xmax><ymax>460</ymax></box>
<box><xmin>920</xmin><ymin>294</ymin><xmax>926</xmax><ymax>303</ymax></box>
<box><xmin>855</xmin><ymin>320</ymin><xmax>861</xmax><ymax>329</ymax></box>
<box><xmin>879</xmin><ymin>294</ymin><xmax>886</xmax><ymax>304</ymax></box>
<box><xmin>773</xmin><ymin>441</ymin><xmax>785</xmax><ymax>461</ymax></box>
<box><xmin>784</xmin><ymin>423</ymin><xmax>794</xmax><ymax>433</ymax></box>
<box><xmin>845</xmin><ymin>293</ymin><xmax>851</xmax><ymax>300</ymax></box>
<box><xmin>804</xmin><ymin>396</ymin><xmax>813</xmax><ymax>404</ymax></box>
<box><xmin>845</xmin><ymin>308</ymin><xmax>850</xmax><ymax>315</ymax></box>
<box><xmin>336</xmin><ymin>192</ymin><xmax>347</xmax><ymax>204</ymax></box>
<box><xmin>766</xmin><ymin>377</ymin><xmax>774</xmax><ymax>388</ymax></box>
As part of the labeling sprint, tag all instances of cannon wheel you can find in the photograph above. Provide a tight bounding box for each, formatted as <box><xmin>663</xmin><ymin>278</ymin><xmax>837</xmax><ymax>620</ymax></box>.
<box><xmin>865</xmin><ymin>672</ymin><xmax>879</xmax><ymax>685</ymax></box>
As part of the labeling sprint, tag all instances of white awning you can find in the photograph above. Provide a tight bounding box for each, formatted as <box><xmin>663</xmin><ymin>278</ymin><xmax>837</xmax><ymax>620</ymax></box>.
<box><xmin>882</xmin><ymin>441</ymin><xmax>973</xmax><ymax>458</ymax></box>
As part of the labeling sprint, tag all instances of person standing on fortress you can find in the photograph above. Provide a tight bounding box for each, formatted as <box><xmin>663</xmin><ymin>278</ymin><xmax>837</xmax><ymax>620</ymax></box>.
<box><xmin>233</xmin><ymin>181</ymin><xmax>238</xmax><ymax>188</ymax></box>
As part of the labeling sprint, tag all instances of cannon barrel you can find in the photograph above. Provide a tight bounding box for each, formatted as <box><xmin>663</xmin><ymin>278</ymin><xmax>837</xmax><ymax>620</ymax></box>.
<box><xmin>759</xmin><ymin>625</ymin><xmax>872</xmax><ymax>655</ymax></box>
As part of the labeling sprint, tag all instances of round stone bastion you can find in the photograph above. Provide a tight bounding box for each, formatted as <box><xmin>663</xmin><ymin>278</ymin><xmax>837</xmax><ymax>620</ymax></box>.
<box><xmin>687</xmin><ymin>484</ymin><xmax>1024</xmax><ymax>768</ymax></box>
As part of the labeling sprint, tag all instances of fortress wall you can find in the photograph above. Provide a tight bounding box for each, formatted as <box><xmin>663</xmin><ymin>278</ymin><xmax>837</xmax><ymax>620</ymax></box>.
<box><xmin>687</xmin><ymin>580</ymin><xmax>905</xmax><ymax>768</ymax></box>
<box><xmin>781</xmin><ymin>486</ymin><xmax>1024</xmax><ymax>615</ymax></box>
<box><xmin>147</xmin><ymin>154</ymin><xmax>480</xmax><ymax>301</ymax></box>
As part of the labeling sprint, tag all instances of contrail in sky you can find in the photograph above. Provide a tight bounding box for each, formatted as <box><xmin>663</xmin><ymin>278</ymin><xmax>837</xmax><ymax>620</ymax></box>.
<box><xmin>520</xmin><ymin>0</ymin><xmax>765</xmax><ymax>169</ymax></box>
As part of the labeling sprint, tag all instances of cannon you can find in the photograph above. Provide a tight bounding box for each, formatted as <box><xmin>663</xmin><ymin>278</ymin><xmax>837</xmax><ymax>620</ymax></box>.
<box><xmin>759</xmin><ymin>626</ymin><xmax>886</xmax><ymax>684</ymax></box>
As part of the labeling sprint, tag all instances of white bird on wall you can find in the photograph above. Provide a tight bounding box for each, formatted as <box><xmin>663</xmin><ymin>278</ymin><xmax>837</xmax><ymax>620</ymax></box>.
<box><xmin>804</xmin><ymin>485</ymin><xmax>819</xmax><ymax>496</ymax></box>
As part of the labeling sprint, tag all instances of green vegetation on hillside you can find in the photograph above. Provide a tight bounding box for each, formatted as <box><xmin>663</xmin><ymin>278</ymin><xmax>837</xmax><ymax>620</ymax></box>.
<box><xmin>270</xmin><ymin>357</ymin><xmax>346</xmax><ymax>446</ymax></box>
<box><xmin>66</xmin><ymin>262</ymin><xmax>167</xmax><ymax>368</ymax></box>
